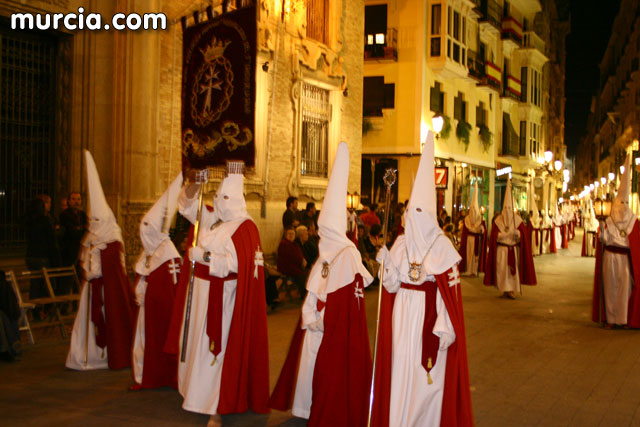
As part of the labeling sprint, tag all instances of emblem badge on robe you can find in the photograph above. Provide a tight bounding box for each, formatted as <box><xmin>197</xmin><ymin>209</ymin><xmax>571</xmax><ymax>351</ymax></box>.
<box><xmin>409</xmin><ymin>262</ymin><xmax>422</xmax><ymax>282</ymax></box>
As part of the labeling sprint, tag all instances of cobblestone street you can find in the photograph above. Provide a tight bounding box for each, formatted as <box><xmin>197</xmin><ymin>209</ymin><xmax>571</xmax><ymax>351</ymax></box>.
<box><xmin>1</xmin><ymin>229</ymin><xmax>639</xmax><ymax>426</ymax></box>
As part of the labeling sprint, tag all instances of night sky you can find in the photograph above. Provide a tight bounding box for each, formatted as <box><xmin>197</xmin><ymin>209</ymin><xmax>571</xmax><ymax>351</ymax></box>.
<box><xmin>564</xmin><ymin>0</ymin><xmax>621</xmax><ymax>156</ymax></box>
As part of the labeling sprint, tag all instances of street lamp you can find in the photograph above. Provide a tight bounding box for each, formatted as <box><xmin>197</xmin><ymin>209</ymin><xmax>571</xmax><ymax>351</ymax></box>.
<box><xmin>601</xmin><ymin>177</ymin><xmax>607</xmax><ymax>186</ymax></box>
<box><xmin>608</xmin><ymin>172</ymin><xmax>615</xmax><ymax>182</ymax></box>
<box><xmin>593</xmin><ymin>197</ymin><xmax>612</xmax><ymax>220</ymax></box>
<box><xmin>554</xmin><ymin>160</ymin><xmax>562</xmax><ymax>171</ymax></box>
<box><xmin>544</xmin><ymin>151</ymin><xmax>553</xmax><ymax>163</ymax></box>
<box><xmin>432</xmin><ymin>114</ymin><xmax>444</xmax><ymax>139</ymax></box>
<box><xmin>347</xmin><ymin>192</ymin><xmax>360</xmax><ymax>211</ymax></box>
<box><xmin>620</xmin><ymin>165</ymin><xmax>625</xmax><ymax>174</ymax></box>
<box><xmin>563</xmin><ymin>169</ymin><xmax>570</xmax><ymax>183</ymax></box>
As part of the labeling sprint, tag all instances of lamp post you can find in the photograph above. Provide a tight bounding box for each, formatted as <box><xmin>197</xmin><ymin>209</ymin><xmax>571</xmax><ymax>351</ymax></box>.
<box><xmin>432</xmin><ymin>114</ymin><xmax>444</xmax><ymax>139</ymax></box>
<box><xmin>346</xmin><ymin>192</ymin><xmax>360</xmax><ymax>236</ymax></box>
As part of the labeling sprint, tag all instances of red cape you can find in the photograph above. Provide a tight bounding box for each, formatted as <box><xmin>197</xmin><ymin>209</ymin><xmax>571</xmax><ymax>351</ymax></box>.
<box><xmin>135</xmin><ymin>258</ymin><xmax>179</xmax><ymax>389</ymax></box>
<box><xmin>560</xmin><ymin>224</ymin><xmax>569</xmax><ymax>249</ymax></box>
<box><xmin>591</xmin><ymin>221</ymin><xmax>640</xmax><ymax>328</ymax></box>
<box><xmin>459</xmin><ymin>222</ymin><xmax>487</xmax><ymax>274</ymax></box>
<box><xmin>483</xmin><ymin>221</ymin><xmax>537</xmax><ymax>286</ymax></box>
<box><xmin>164</xmin><ymin>220</ymin><xmax>270</xmax><ymax>414</ymax></box>
<box><xmin>527</xmin><ymin>223</ymin><xmax>541</xmax><ymax>256</ymax></box>
<box><xmin>269</xmin><ymin>276</ymin><xmax>372</xmax><ymax>426</ymax></box>
<box><xmin>370</xmin><ymin>267</ymin><xmax>473</xmax><ymax>427</ymax></box>
<box><xmin>544</xmin><ymin>226</ymin><xmax>557</xmax><ymax>253</ymax></box>
<box><xmin>91</xmin><ymin>241</ymin><xmax>136</xmax><ymax>370</ymax></box>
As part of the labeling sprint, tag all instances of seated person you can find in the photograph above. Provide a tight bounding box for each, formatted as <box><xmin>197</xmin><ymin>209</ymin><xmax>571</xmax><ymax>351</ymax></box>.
<box><xmin>277</xmin><ymin>227</ymin><xmax>308</xmax><ymax>299</ymax></box>
<box><xmin>296</xmin><ymin>224</ymin><xmax>319</xmax><ymax>269</ymax></box>
<box><xmin>358</xmin><ymin>224</ymin><xmax>383</xmax><ymax>278</ymax></box>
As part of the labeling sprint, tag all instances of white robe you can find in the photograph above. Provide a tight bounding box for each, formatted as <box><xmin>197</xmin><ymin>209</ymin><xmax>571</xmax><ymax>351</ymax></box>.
<box><xmin>465</xmin><ymin>234</ymin><xmax>481</xmax><ymax>276</ymax></box>
<box><xmin>291</xmin><ymin>292</ymin><xmax>325</xmax><ymax>419</ymax></box>
<box><xmin>177</xmin><ymin>193</ymin><xmax>246</xmax><ymax>415</ymax></box>
<box><xmin>66</xmin><ymin>243</ymin><xmax>109</xmax><ymax>370</ymax></box>
<box><xmin>494</xmin><ymin>216</ymin><xmax>521</xmax><ymax>294</ymax></box>
<box><xmin>65</xmin><ymin>281</ymin><xmax>109</xmax><ymax>370</ymax></box>
<box><xmin>601</xmin><ymin>217</ymin><xmax>636</xmax><ymax>325</ymax></box>
<box><xmin>132</xmin><ymin>277</ymin><xmax>147</xmax><ymax>383</ymax></box>
<box><xmin>379</xmin><ymin>236</ymin><xmax>456</xmax><ymax>427</ymax></box>
<box><xmin>530</xmin><ymin>222</ymin><xmax>541</xmax><ymax>256</ymax></box>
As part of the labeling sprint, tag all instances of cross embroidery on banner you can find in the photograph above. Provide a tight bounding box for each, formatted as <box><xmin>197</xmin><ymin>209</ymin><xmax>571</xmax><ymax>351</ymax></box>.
<box><xmin>168</xmin><ymin>259</ymin><xmax>180</xmax><ymax>285</ymax></box>
<box><xmin>254</xmin><ymin>247</ymin><xmax>264</xmax><ymax>279</ymax></box>
<box><xmin>354</xmin><ymin>280</ymin><xmax>364</xmax><ymax>309</ymax></box>
<box><xmin>447</xmin><ymin>265</ymin><xmax>460</xmax><ymax>288</ymax></box>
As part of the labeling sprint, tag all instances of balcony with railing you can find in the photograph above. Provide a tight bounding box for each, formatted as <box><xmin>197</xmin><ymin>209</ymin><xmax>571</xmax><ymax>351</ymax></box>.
<box><xmin>521</xmin><ymin>31</ymin><xmax>547</xmax><ymax>59</ymax></box>
<box><xmin>364</xmin><ymin>28</ymin><xmax>398</xmax><ymax>62</ymax></box>
<box><xmin>501</xmin><ymin>16</ymin><xmax>522</xmax><ymax>48</ymax></box>
<box><xmin>467</xmin><ymin>50</ymin><xmax>485</xmax><ymax>81</ymax></box>
<box><xmin>478</xmin><ymin>0</ymin><xmax>502</xmax><ymax>32</ymax></box>
<box><xmin>483</xmin><ymin>61</ymin><xmax>502</xmax><ymax>91</ymax></box>
<box><xmin>502</xmin><ymin>75</ymin><xmax>521</xmax><ymax>101</ymax></box>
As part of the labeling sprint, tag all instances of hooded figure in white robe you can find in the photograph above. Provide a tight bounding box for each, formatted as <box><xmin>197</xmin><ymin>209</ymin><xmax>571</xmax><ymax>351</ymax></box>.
<box><xmin>597</xmin><ymin>154</ymin><xmax>640</xmax><ymax>326</ymax></box>
<box><xmin>131</xmin><ymin>173</ymin><xmax>182</xmax><ymax>389</ymax></box>
<box><xmin>582</xmin><ymin>199</ymin><xmax>599</xmax><ymax>257</ymax></box>
<box><xmin>372</xmin><ymin>131</ymin><xmax>473</xmax><ymax>426</ymax></box>
<box><xmin>530</xmin><ymin>200</ymin><xmax>543</xmax><ymax>256</ymax></box>
<box><xmin>460</xmin><ymin>181</ymin><xmax>486</xmax><ymax>275</ymax></box>
<box><xmin>269</xmin><ymin>143</ymin><xmax>374</xmax><ymax>425</ymax></box>
<box><xmin>168</xmin><ymin>162</ymin><xmax>269</xmax><ymax>424</ymax></box>
<box><xmin>66</xmin><ymin>150</ymin><xmax>136</xmax><ymax>371</ymax></box>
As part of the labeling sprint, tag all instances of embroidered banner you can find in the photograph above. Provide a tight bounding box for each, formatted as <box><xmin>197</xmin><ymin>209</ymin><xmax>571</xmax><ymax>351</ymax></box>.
<box><xmin>181</xmin><ymin>5</ymin><xmax>256</xmax><ymax>179</ymax></box>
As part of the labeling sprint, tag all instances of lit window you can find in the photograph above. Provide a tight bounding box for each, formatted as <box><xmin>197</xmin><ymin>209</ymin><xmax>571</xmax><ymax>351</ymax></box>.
<box><xmin>300</xmin><ymin>83</ymin><xmax>331</xmax><ymax>178</ymax></box>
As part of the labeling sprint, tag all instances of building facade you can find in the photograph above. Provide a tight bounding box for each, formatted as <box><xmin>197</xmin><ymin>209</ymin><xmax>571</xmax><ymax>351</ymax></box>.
<box><xmin>576</xmin><ymin>0</ymin><xmax>640</xmax><ymax>213</ymax></box>
<box><xmin>362</xmin><ymin>0</ymin><xmax>568</xmax><ymax>223</ymax></box>
<box><xmin>0</xmin><ymin>0</ymin><xmax>365</xmax><ymax>267</ymax></box>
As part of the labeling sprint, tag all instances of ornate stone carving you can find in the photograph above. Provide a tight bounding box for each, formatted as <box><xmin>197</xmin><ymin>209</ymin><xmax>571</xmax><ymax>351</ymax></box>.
<box><xmin>121</xmin><ymin>202</ymin><xmax>152</xmax><ymax>275</ymax></box>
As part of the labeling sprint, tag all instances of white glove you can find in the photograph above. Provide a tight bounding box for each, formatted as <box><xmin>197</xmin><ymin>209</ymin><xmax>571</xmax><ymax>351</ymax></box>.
<box><xmin>307</xmin><ymin>318</ymin><xmax>324</xmax><ymax>332</ymax></box>
<box><xmin>135</xmin><ymin>289</ymin><xmax>145</xmax><ymax>307</ymax></box>
<box><xmin>439</xmin><ymin>333</ymin><xmax>455</xmax><ymax>350</ymax></box>
<box><xmin>134</xmin><ymin>279</ymin><xmax>146</xmax><ymax>307</ymax></box>
<box><xmin>189</xmin><ymin>246</ymin><xmax>207</xmax><ymax>263</ymax></box>
<box><xmin>376</xmin><ymin>245</ymin><xmax>392</xmax><ymax>265</ymax></box>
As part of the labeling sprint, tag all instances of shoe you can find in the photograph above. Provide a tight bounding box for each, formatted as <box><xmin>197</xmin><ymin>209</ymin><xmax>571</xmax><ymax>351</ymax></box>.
<box><xmin>506</xmin><ymin>292</ymin><xmax>516</xmax><ymax>300</ymax></box>
<box><xmin>129</xmin><ymin>383</ymin><xmax>142</xmax><ymax>391</ymax></box>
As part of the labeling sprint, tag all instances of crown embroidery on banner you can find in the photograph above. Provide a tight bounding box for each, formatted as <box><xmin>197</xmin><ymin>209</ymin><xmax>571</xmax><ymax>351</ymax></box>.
<box><xmin>200</xmin><ymin>37</ymin><xmax>231</xmax><ymax>63</ymax></box>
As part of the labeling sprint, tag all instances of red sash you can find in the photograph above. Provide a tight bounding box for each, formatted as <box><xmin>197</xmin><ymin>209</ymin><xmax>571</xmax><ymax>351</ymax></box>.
<box><xmin>194</xmin><ymin>262</ymin><xmax>237</xmax><ymax>358</ymax></box>
<box><xmin>498</xmin><ymin>242</ymin><xmax>517</xmax><ymax>275</ymax></box>
<box><xmin>400</xmin><ymin>281</ymin><xmax>439</xmax><ymax>377</ymax></box>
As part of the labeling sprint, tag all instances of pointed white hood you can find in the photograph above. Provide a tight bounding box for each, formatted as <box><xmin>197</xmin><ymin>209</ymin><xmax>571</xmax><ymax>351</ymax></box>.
<box><xmin>404</xmin><ymin>131</ymin><xmax>460</xmax><ymax>275</ymax></box>
<box><xmin>496</xmin><ymin>178</ymin><xmax>522</xmax><ymax>233</ymax></box>
<box><xmin>84</xmin><ymin>150</ymin><xmax>123</xmax><ymax>247</ymax></box>
<box><xmin>532</xmin><ymin>198</ymin><xmax>541</xmax><ymax>227</ymax></box>
<box><xmin>464</xmin><ymin>181</ymin><xmax>483</xmax><ymax>232</ymax></box>
<box><xmin>214</xmin><ymin>162</ymin><xmax>248</xmax><ymax>222</ymax></box>
<box><xmin>553</xmin><ymin>197</ymin><xmax>565</xmax><ymax>225</ymax></box>
<box><xmin>135</xmin><ymin>172</ymin><xmax>183</xmax><ymax>275</ymax></box>
<box><xmin>611</xmin><ymin>154</ymin><xmax>635</xmax><ymax>230</ymax></box>
<box><xmin>307</xmin><ymin>142</ymin><xmax>372</xmax><ymax>295</ymax></box>
<box><xmin>585</xmin><ymin>199</ymin><xmax>600</xmax><ymax>232</ymax></box>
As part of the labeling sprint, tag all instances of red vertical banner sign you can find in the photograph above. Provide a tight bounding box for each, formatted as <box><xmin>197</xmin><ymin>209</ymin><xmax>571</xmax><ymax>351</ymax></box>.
<box><xmin>181</xmin><ymin>5</ymin><xmax>257</xmax><ymax>179</ymax></box>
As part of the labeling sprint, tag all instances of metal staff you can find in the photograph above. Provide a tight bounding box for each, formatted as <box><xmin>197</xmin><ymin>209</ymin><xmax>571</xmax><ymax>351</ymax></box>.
<box><xmin>510</xmin><ymin>183</ymin><xmax>522</xmax><ymax>296</ymax></box>
<box><xmin>598</xmin><ymin>220</ymin><xmax>606</xmax><ymax>326</ymax></box>
<box><xmin>367</xmin><ymin>168</ymin><xmax>397</xmax><ymax>427</ymax></box>
<box><xmin>84</xmin><ymin>281</ymin><xmax>91</xmax><ymax>366</ymax></box>
<box><xmin>181</xmin><ymin>169</ymin><xmax>209</xmax><ymax>362</ymax></box>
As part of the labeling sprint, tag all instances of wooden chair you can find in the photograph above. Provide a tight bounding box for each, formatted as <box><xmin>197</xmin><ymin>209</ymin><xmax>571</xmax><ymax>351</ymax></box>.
<box><xmin>42</xmin><ymin>266</ymin><xmax>82</xmax><ymax>302</ymax></box>
<box><xmin>5</xmin><ymin>270</ymin><xmax>36</xmax><ymax>344</ymax></box>
<box><xmin>9</xmin><ymin>268</ymin><xmax>71</xmax><ymax>339</ymax></box>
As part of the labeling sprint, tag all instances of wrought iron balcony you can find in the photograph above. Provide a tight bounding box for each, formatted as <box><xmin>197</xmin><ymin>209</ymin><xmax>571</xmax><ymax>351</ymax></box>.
<box><xmin>484</xmin><ymin>61</ymin><xmax>502</xmax><ymax>91</ymax></box>
<box><xmin>467</xmin><ymin>50</ymin><xmax>485</xmax><ymax>80</ymax></box>
<box><xmin>478</xmin><ymin>0</ymin><xmax>503</xmax><ymax>30</ymax></box>
<box><xmin>522</xmin><ymin>31</ymin><xmax>546</xmax><ymax>56</ymax></box>
<box><xmin>364</xmin><ymin>28</ymin><xmax>398</xmax><ymax>62</ymax></box>
<box><xmin>503</xmin><ymin>75</ymin><xmax>522</xmax><ymax>101</ymax></box>
<box><xmin>501</xmin><ymin>16</ymin><xmax>522</xmax><ymax>46</ymax></box>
